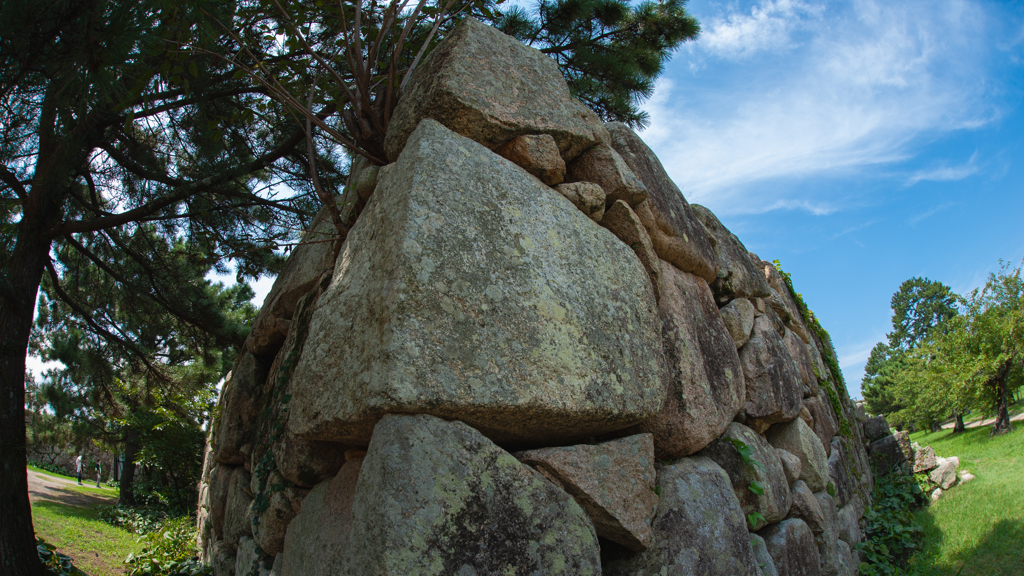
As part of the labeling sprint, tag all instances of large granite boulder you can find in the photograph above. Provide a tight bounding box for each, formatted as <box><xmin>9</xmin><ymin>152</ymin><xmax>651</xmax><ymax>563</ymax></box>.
<box><xmin>605</xmin><ymin>123</ymin><xmax>718</xmax><ymax>282</ymax></box>
<box><xmin>758</xmin><ymin>518</ymin><xmax>821</xmax><ymax>576</ymax></box>
<box><xmin>604</xmin><ymin>456</ymin><xmax>760</xmax><ymax>576</ymax></box>
<box><xmin>814</xmin><ymin>491</ymin><xmax>841</xmax><ymax>576</ymax></box>
<box><xmin>601</xmin><ymin>200</ymin><xmax>661</xmax><ymax>298</ymax></box>
<box><xmin>348</xmin><ymin>414</ymin><xmax>601</xmax><ymax>575</ymax></box>
<box><xmin>208</xmin><ymin>464</ymin><xmax>234</xmax><ymax>539</ymax></box>
<box><xmin>568</xmin><ymin>143</ymin><xmax>649</xmax><ymax>207</ymax></box>
<box><xmin>627</xmin><ymin>262</ymin><xmax>745</xmax><ymax>458</ymax></box>
<box><xmin>251</xmin><ymin>471</ymin><xmax>307</xmax><ymax>556</ymax></box>
<box><xmin>213</xmin><ymin>354</ymin><xmax>268</xmax><ymax>465</ymax></box>
<box><xmin>868</xmin><ymin>435</ymin><xmax>905</xmax><ymax>476</ymax></box>
<box><xmin>784</xmin><ymin>329</ymin><xmax>821</xmax><ymax>397</ymax></box>
<box><xmin>288</xmin><ymin>119</ymin><xmax>665</xmax><ymax>447</ymax></box>
<box><xmin>862</xmin><ymin>416</ymin><xmax>890</xmax><ymax>442</ymax></box>
<box><xmin>740</xmin><ymin>316</ymin><xmax>804</xmax><ymax>433</ymax></box>
<box><xmin>750</xmin><ymin>533</ymin><xmax>779</xmax><ymax>576</ymax></box>
<box><xmin>828</xmin><ymin>438</ymin><xmax>855</xmax><ymax>508</ymax></box>
<box><xmin>766</xmin><ymin>418</ymin><xmax>830</xmax><ymax>493</ymax></box>
<box><xmin>803</xmin><ymin>395</ymin><xmax>839</xmax><ymax>456</ymax></box>
<box><xmin>223</xmin><ymin>468</ymin><xmax>253</xmax><ymax>549</ymax></box>
<box><xmin>720</xmin><ymin>297</ymin><xmax>756</xmax><ymax>349</ymax></box>
<box><xmin>516</xmin><ymin>434</ymin><xmax>658</xmax><ymax>551</ymax></box>
<box><xmin>691</xmin><ymin>205</ymin><xmax>772</xmax><ymax>304</ymax></box>
<box><xmin>384</xmin><ymin>18</ymin><xmax>607</xmax><ymax>162</ymax></box>
<box><xmin>698</xmin><ymin>423</ymin><xmax>792</xmax><ymax>531</ymax></box>
<box><xmin>914</xmin><ymin>445</ymin><xmax>938</xmax><ymax>473</ymax></box>
<box><xmin>930</xmin><ymin>457</ymin><xmax>958</xmax><ymax>489</ymax></box>
<box><xmin>788</xmin><ymin>480</ymin><xmax>826</xmax><ymax>535</ymax></box>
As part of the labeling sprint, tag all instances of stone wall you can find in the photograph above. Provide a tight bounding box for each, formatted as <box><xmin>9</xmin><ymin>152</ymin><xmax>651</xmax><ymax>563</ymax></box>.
<box><xmin>196</xmin><ymin>18</ymin><xmax>874</xmax><ymax>576</ymax></box>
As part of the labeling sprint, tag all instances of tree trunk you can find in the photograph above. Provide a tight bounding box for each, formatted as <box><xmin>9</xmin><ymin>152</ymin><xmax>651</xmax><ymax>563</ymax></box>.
<box><xmin>118</xmin><ymin>428</ymin><xmax>140</xmax><ymax>507</ymax></box>
<box><xmin>992</xmin><ymin>358</ymin><xmax>1014</xmax><ymax>436</ymax></box>
<box><xmin>953</xmin><ymin>412</ymin><xmax>966</xmax><ymax>433</ymax></box>
<box><xmin>0</xmin><ymin>231</ymin><xmax>55</xmax><ymax>576</ymax></box>
<box><xmin>930</xmin><ymin>420</ymin><xmax>942</xmax><ymax>433</ymax></box>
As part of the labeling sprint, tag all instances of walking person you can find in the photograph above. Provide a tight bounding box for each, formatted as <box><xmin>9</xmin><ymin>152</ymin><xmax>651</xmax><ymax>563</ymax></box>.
<box><xmin>75</xmin><ymin>454</ymin><xmax>83</xmax><ymax>485</ymax></box>
<box><xmin>95</xmin><ymin>460</ymin><xmax>102</xmax><ymax>488</ymax></box>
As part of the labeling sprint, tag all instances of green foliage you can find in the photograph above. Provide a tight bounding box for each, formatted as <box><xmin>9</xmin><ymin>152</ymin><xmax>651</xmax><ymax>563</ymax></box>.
<box><xmin>746</xmin><ymin>511</ymin><xmax>766</xmax><ymax>530</ymax></box>
<box><xmin>856</xmin><ymin>471</ymin><xmax>929</xmax><ymax>575</ymax></box>
<box><xmin>37</xmin><ymin>538</ymin><xmax>86</xmax><ymax>576</ymax></box>
<box><xmin>888</xmin><ymin>278</ymin><xmax>958</xmax><ymax>352</ymax></box>
<box><xmin>125</xmin><ymin>517</ymin><xmax>211</xmax><ymax>576</ymax></box>
<box><xmin>494</xmin><ymin>0</ymin><xmax>700</xmax><ymax>128</ymax></box>
<box><xmin>99</xmin><ymin>504</ymin><xmax>169</xmax><ymax>535</ymax></box>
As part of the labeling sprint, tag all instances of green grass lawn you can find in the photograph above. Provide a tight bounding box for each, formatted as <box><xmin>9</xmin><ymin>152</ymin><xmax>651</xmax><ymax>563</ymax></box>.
<box><xmin>33</xmin><ymin>499</ymin><xmax>139</xmax><ymax>576</ymax></box>
<box><xmin>907</xmin><ymin>425</ymin><xmax>1024</xmax><ymax>575</ymax></box>
<box><xmin>28</xmin><ymin>464</ymin><xmax>121</xmax><ymax>499</ymax></box>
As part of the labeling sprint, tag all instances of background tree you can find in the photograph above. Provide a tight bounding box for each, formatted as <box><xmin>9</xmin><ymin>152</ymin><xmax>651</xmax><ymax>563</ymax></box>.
<box><xmin>888</xmin><ymin>277</ymin><xmax>958</xmax><ymax>352</ymax></box>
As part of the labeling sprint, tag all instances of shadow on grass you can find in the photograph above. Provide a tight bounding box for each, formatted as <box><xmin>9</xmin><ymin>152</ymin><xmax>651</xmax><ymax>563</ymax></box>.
<box><xmin>33</xmin><ymin>499</ymin><xmax>103</xmax><ymax>521</ymax></box>
<box><xmin>912</xmin><ymin>516</ymin><xmax>1024</xmax><ymax>575</ymax></box>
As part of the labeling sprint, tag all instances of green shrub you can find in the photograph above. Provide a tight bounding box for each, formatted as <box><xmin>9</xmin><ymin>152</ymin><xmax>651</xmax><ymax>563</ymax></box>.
<box><xmin>37</xmin><ymin>537</ymin><xmax>86</xmax><ymax>576</ymax></box>
<box><xmin>857</xmin><ymin>471</ymin><xmax>929</xmax><ymax>575</ymax></box>
<box><xmin>99</xmin><ymin>503</ymin><xmax>169</xmax><ymax>534</ymax></box>
<box><xmin>124</xmin><ymin>516</ymin><xmax>211</xmax><ymax>576</ymax></box>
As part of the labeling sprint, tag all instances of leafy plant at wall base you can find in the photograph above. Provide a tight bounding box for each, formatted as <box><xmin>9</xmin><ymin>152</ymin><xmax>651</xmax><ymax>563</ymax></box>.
<box><xmin>124</xmin><ymin>517</ymin><xmax>210</xmax><ymax>576</ymax></box>
<box><xmin>856</xmin><ymin>471</ymin><xmax>928</xmax><ymax>576</ymax></box>
<box><xmin>37</xmin><ymin>538</ymin><xmax>85</xmax><ymax>576</ymax></box>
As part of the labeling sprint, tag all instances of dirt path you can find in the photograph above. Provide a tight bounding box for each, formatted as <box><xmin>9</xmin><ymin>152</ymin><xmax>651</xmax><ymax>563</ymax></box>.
<box><xmin>27</xmin><ymin>469</ymin><xmax>117</xmax><ymax>508</ymax></box>
<box><xmin>940</xmin><ymin>411</ymin><xmax>1024</xmax><ymax>430</ymax></box>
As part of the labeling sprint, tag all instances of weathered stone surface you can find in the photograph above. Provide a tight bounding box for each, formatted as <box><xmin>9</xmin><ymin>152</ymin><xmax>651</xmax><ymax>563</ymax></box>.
<box><xmin>931</xmin><ymin>487</ymin><xmax>943</xmax><ymax>501</ymax></box>
<box><xmin>698</xmin><ymin>423</ymin><xmax>792</xmax><ymax>531</ymax></box>
<box><xmin>777</xmin><ymin>448</ymin><xmax>803</xmax><ymax>487</ymax></box>
<box><xmin>605</xmin><ymin>456</ymin><xmax>760</xmax><ymax>576</ymax></box>
<box><xmin>568</xmin><ymin>142</ymin><xmax>648</xmax><ymax>207</ymax></box>
<box><xmin>836</xmin><ymin>540</ymin><xmax>854</xmax><ymax>576</ymax></box>
<box><xmin>212</xmin><ymin>540</ymin><xmax>236</xmax><ymax>576</ymax></box>
<box><xmin>214</xmin><ymin>354</ymin><xmax>268</xmax><ymax>465</ymax></box>
<box><xmin>252</xmin><ymin>471</ymin><xmax>308</xmax><ymax>556</ymax></box>
<box><xmin>601</xmin><ymin>200</ymin><xmax>661</xmax><ymax>299</ymax></box>
<box><xmin>959</xmin><ymin>470</ymin><xmax>975</xmax><ymax>484</ymax></box>
<box><xmin>930</xmin><ymin>457</ymin><xmax>958</xmax><ymax>489</ymax></box>
<box><xmin>516</xmin><ymin>434</ymin><xmax>657</xmax><ymax>551</ymax></box>
<box><xmin>279</xmin><ymin>456</ymin><xmax>363</xmax><ymax>576</ymax></box>
<box><xmin>223</xmin><ymin>468</ymin><xmax>253</xmax><ymax>549</ymax></box>
<box><xmin>692</xmin><ymin>205</ymin><xmax>772</xmax><ymax>303</ymax></box>
<box><xmin>828</xmin><ymin>438</ymin><xmax>854</xmax><ymax>508</ymax></box>
<box><xmin>628</xmin><ymin>262</ymin><xmax>745</xmax><ymax>459</ymax></box>
<box><xmin>235</xmin><ymin>536</ymin><xmax>262</xmax><ymax>576</ymax></box>
<box><xmin>247</xmin><ymin>205</ymin><xmax>338</xmax><ymax>357</ymax></box>
<box><xmin>914</xmin><ymin>445</ymin><xmax>938</xmax><ymax>473</ymax></box>
<box><xmin>209</xmin><ymin>464</ymin><xmax>234</xmax><ymax>539</ymax></box>
<box><xmin>740</xmin><ymin>316</ymin><xmax>804</xmax><ymax>433</ymax></box>
<box><xmin>288</xmin><ymin>119</ymin><xmax>665</xmax><ymax>447</ymax></box>
<box><xmin>894</xmin><ymin>430</ymin><xmax>914</xmax><ymax>462</ymax></box>
<box><xmin>553</xmin><ymin>181</ymin><xmax>605</xmax><ymax>221</ymax></box>
<box><xmin>606</xmin><ymin>123</ymin><xmax>718</xmax><ymax>282</ymax></box>
<box><xmin>836</xmin><ymin>501</ymin><xmax>861</xmax><ymax>545</ymax></box>
<box><xmin>721</xmin><ymin>298</ymin><xmax>756</xmax><ymax>349</ymax></box>
<box><xmin>804</xmin><ymin>395</ymin><xmax>839</xmax><ymax>456</ymax></box>
<box><xmin>868</xmin><ymin>435</ymin><xmax>905</xmax><ymax>476</ymax></box>
<box><xmin>785</xmin><ymin>329</ymin><xmax>821</xmax><ymax>398</ymax></box>
<box><xmin>345</xmin><ymin>414</ymin><xmax>601</xmax><ymax>575</ymax></box>
<box><xmin>800</xmin><ymin>405</ymin><xmax>815</xmax><ymax>429</ymax></box>
<box><xmin>384</xmin><ymin>18</ymin><xmax>607</xmax><ymax>162</ymax></box>
<box><xmin>814</xmin><ymin>491</ymin><xmax>841</xmax><ymax>576</ymax></box>
<box><xmin>751</xmin><ymin>533</ymin><xmax>779</xmax><ymax>576</ymax></box>
<box><xmin>766</xmin><ymin>418</ymin><xmax>830</xmax><ymax>492</ymax></box>
<box><xmin>788</xmin><ymin>480</ymin><xmax>826</xmax><ymax>535</ymax></box>
<box><xmin>862</xmin><ymin>416</ymin><xmax>890</xmax><ymax>442</ymax></box>
<box><xmin>495</xmin><ymin>133</ymin><xmax>566</xmax><ymax>185</ymax></box>
<box><xmin>759</xmin><ymin>518</ymin><xmax>821</xmax><ymax>576</ymax></box>
<box><xmin>271</xmin><ymin>433</ymin><xmax>347</xmax><ymax>489</ymax></box>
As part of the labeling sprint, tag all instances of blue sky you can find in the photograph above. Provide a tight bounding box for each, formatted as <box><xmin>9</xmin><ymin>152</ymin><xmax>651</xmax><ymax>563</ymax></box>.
<box><xmin>639</xmin><ymin>0</ymin><xmax>1024</xmax><ymax>398</ymax></box>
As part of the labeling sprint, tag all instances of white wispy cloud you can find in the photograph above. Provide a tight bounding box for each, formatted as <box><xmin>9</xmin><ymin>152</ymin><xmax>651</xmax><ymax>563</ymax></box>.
<box><xmin>907</xmin><ymin>202</ymin><xmax>958</xmax><ymax>225</ymax></box>
<box><xmin>641</xmin><ymin>0</ymin><xmax>1006</xmax><ymax>215</ymax></box>
<box><xmin>905</xmin><ymin>153</ymin><xmax>980</xmax><ymax>186</ymax></box>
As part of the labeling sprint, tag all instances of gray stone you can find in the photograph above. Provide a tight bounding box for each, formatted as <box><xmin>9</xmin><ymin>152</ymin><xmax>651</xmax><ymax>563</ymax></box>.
<box><xmin>828</xmin><ymin>438</ymin><xmax>854</xmax><ymax>508</ymax></box>
<box><xmin>868</xmin><ymin>435</ymin><xmax>905</xmax><ymax>476</ymax></box>
<box><xmin>346</xmin><ymin>414</ymin><xmax>601</xmax><ymax>575</ymax></box>
<box><xmin>766</xmin><ymin>418</ymin><xmax>830</xmax><ymax>493</ymax></box>
<box><xmin>788</xmin><ymin>480</ymin><xmax>825</xmax><ymax>535</ymax></box>
<box><xmin>252</xmin><ymin>471</ymin><xmax>308</xmax><ymax>556</ymax></box>
<box><xmin>698</xmin><ymin>423</ymin><xmax>792</xmax><ymax>531</ymax></box>
<box><xmin>930</xmin><ymin>457</ymin><xmax>958</xmax><ymax>489</ymax></box>
<box><xmin>271</xmin><ymin>432</ymin><xmax>347</xmax><ymax>489</ymax></box>
<box><xmin>212</xmin><ymin>540</ymin><xmax>236</xmax><ymax>576</ymax></box>
<box><xmin>627</xmin><ymin>262</ymin><xmax>745</xmax><ymax>459</ymax></box>
<box><xmin>384</xmin><ymin>18</ymin><xmax>607</xmax><ymax>163</ymax></box>
<box><xmin>692</xmin><ymin>205</ymin><xmax>772</xmax><ymax>303</ymax></box>
<box><xmin>836</xmin><ymin>501</ymin><xmax>861</xmax><ymax>545</ymax></box>
<box><xmin>959</xmin><ymin>470</ymin><xmax>976</xmax><ymax>484</ymax></box>
<box><xmin>914</xmin><ymin>445</ymin><xmax>938</xmax><ymax>473</ymax></box>
<box><xmin>750</xmin><ymin>533</ymin><xmax>779</xmax><ymax>576</ymax></box>
<box><xmin>553</xmin><ymin>181</ymin><xmax>605</xmax><ymax>222</ymax></box>
<box><xmin>214</xmin><ymin>354</ymin><xmax>268</xmax><ymax>465</ymax></box>
<box><xmin>516</xmin><ymin>434</ymin><xmax>658</xmax><ymax>551</ymax></box>
<box><xmin>740</xmin><ymin>316</ymin><xmax>804</xmax><ymax>433</ymax></box>
<box><xmin>777</xmin><ymin>448</ymin><xmax>802</xmax><ymax>487</ymax></box>
<box><xmin>606</xmin><ymin>123</ymin><xmax>718</xmax><ymax>282</ymax></box>
<box><xmin>209</xmin><ymin>464</ymin><xmax>234</xmax><ymax>540</ymax></box>
<box><xmin>803</xmin><ymin>395</ymin><xmax>839</xmax><ymax>456</ymax></box>
<box><xmin>836</xmin><ymin>540</ymin><xmax>854</xmax><ymax>576</ymax></box>
<box><xmin>223</xmin><ymin>468</ymin><xmax>253</xmax><ymax>549</ymax></box>
<box><xmin>862</xmin><ymin>416</ymin><xmax>890</xmax><ymax>442</ymax></box>
<box><xmin>894</xmin><ymin>430</ymin><xmax>914</xmax><ymax>462</ymax></box>
<box><xmin>279</xmin><ymin>456</ymin><xmax>363</xmax><ymax>576</ymax></box>
<box><xmin>814</xmin><ymin>491</ymin><xmax>841</xmax><ymax>576</ymax></box>
<box><xmin>247</xmin><ymin>205</ymin><xmax>339</xmax><ymax>357</ymax></box>
<box><xmin>235</xmin><ymin>536</ymin><xmax>262</xmax><ymax>576</ymax></box>
<box><xmin>601</xmin><ymin>200</ymin><xmax>661</xmax><ymax>299</ymax></box>
<box><xmin>758</xmin><ymin>518</ymin><xmax>821</xmax><ymax>576</ymax></box>
<box><xmin>721</xmin><ymin>298</ymin><xmax>756</xmax><ymax>349</ymax></box>
<box><xmin>568</xmin><ymin>142</ymin><xmax>648</xmax><ymax>207</ymax></box>
<box><xmin>932</xmin><ymin>487</ymin><xmax>943</xmax><ymax>501</ymax></box>
<box><xmin>495</xmin><ymin>133</ymin><xmax>566</xmax><ymax>185</ymax></box>
<box><xmin>604</xmin><ymin>456</ymin><xmax>760</xmax><ymax>576</ymax></box>
<box><xmin>288</xmin><ymin>119</ymin><xmax>665</xmax><ymax>447</ymax></box>
<box><xmin>785</xmin><ymin>329</ymin><xmax>821</xmax><ymax>398</ymax></box>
